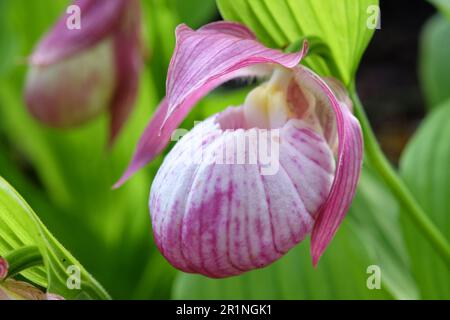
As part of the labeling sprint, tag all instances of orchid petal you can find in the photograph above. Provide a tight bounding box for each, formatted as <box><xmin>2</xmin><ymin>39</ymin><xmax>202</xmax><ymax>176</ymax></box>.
<box><xmin>115</xmin><ymin>22</ymin><xmax>307</xmax><ymax>186</ymax></box>
<box><xmin>149</xmin><ymin>112</ymin><xmax>334</xmax><ymax>277</ymax></box>
<box><xmin>163</xmin><ymin>22</ymin><xmax>307</xmax><ymax>127</ymax></box>
<box><xmin>114</xmin><ymin>99</ymin><xmax>170</xmax><ymax>188</ymax></box>
<box><xmin>293</xmin><ymin>67</ymin><xmax>363</xmax><ymax>266</ymax></box>
<box><xmin>108</xmin><ymin>0</ymin><xmax>143</xmax><ymax>144</ymax></box>
<box><xmin>30</xmin><ymin>0</ymin><xmax>127</xmax><ymax>66</ymax></box>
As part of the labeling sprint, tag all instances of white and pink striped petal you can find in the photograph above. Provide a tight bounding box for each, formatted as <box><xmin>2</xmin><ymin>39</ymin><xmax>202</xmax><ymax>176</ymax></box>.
<box><xmin>150</xmin><ymin>112</ymin><xmax>334</xmax><ymax>277</ymax></box>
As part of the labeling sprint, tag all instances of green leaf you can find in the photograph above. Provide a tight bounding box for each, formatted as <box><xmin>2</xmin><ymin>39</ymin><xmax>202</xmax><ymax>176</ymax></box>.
<box><xmin>419</xmin><ymin>14</ymin><xmax>450</xmax><ymax>109</ymax></box>
<box><xmin>217</xmin><ymin>0</ymin><xmax>379</xmax><ymax>85</ymax></box>
<box><xmin>400</xmin><ymin>100</ymin><xmax>450</xmax><ymax>299</ymax></box>
<box><xmin>349</xmin><ymin>166</ymin><xmax>418</xmax><ymax>299</ymax></box>
<box><xmin>0</xmin><ymin>177</ymin><xmax>110</xmax><ymax>299</ymax></box>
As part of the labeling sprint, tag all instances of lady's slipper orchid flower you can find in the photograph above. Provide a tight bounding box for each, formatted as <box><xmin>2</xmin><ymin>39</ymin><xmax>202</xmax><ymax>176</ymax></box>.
<box><xmin>116</xmin><ymin>22</ymin><xmax>363</xmax><ymax>278</ymax></box>
<box><xmin>24</xmin><ymin>0</ymin><xmax>143</xmax><ymax>143</ymax></box>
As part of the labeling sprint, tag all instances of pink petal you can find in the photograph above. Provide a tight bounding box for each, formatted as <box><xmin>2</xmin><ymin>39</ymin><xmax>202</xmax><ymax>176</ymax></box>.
<box><xmin>30</xmin><ymin>0</ymin><xmax>127</xmax><ymax>66</ymax></box>
<box><xmin>149</xmin><ymin>110</ymin><xmax>334</xmax><ymax>277</ymax></box>
<box><xmin>113</xmin><ymin>99</ymin><xmax>169</xmax><ymax>188</ymax></box>
<box><xmin>293</xmin><ymin>67</ymin><xmax>363</xmax><ymax>266</ymax></box>
<box><xmin>115</xmin><ymin>22</ymin><xmax>307</xmax><ymax>186</ymax></box>
<box><xmin>163</xmin><ymin>22</ymin><xmax>307</xmax><ymax>127</ymax></box>
<box><xmin>108</xmin><ymin>0</ymin><xmax>143</xmax><ymax>144</ymax></box>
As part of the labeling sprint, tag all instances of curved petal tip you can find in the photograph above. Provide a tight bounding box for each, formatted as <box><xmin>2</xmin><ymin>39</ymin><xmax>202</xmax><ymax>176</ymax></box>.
<box><xmin>308</xmin><ymin>76</ymin><xmax>363</xmax><ymax>265</ymax></box>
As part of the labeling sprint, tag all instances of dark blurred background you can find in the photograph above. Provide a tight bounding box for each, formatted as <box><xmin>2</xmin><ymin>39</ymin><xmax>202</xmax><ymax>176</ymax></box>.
<box><xmin>357</xmin><ymin>0</ymin><xmax>435</xmax><ymax>164</ymax></box>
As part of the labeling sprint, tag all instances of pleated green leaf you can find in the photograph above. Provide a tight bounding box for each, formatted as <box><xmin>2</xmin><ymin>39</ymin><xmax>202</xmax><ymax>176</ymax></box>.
<box><xmin>0</xmin><ymin>177</ymin><xmax>110</xmax><ymax>299</ymax></box>
<box><xmin>217</xmin><ymin>0</ymin><xmax>379</xmax><ymax>85</ymax></box>
<box><xmin>400</xmin><ymin>100</ymin><xmax>450</xmax><ymax>299</ymax></box>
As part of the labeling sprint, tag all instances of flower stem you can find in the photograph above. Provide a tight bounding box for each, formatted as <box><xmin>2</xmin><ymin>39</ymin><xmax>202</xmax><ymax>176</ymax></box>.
<box><xmin>3</xmin><ymin>246</ymin><xmax>43</xmax><ymax>278</ymax></box>
<box><xmin>350</xmin><ymin>88</ymin><xmax>450</xmax><ymax>268</ymax></box>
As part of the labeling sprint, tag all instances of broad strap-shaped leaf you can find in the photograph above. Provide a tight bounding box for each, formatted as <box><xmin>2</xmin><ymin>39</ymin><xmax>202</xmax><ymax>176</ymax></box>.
<box><xmin>400</xmin><ymin>101</ymin><xmax>450</xmax><ymax>299</ymax></box>
<box><xmin>349</xmin><ymin>166</ymin><xmax>419</xmax><ymax>299</ymax></box>
<box><xmin>217</xmin><ymin>0</ymin><xmax>379</xmax><ymax>85</ymax></box>
<box><xmin>0</xmin><ymin>177</ymin><xmax>110</xmax><ymax>299</ymax></box>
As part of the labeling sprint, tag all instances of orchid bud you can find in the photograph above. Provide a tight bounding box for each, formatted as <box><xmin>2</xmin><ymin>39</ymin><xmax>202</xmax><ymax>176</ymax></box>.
<box><xmin>25</xmin><ymin>0</ymin><xmax>143</xmax><ymax>143</ymax></box>
<box><xmin>116</xmin><ymin>22</ymin><xmax>363</xmax><ymax>278</ymax></box>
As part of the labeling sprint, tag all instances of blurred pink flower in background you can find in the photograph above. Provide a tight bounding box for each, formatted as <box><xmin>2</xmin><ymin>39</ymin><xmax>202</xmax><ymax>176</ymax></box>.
<box><xmin>24</xmin><ymin>0</ymin><xmax>143</xmax><ymax>144</ymax></box>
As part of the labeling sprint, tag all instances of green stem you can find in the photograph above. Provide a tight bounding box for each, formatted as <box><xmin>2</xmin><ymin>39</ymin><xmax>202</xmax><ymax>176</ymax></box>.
<box><xmin>350</xmin><ymin>87</ymin><xmax>450</xmax><ymax>268</ymax></box>
<box><xmin>3</xmin><ymin>246</ymin><xmax>43</xmax><ymax>278</ymax></box>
